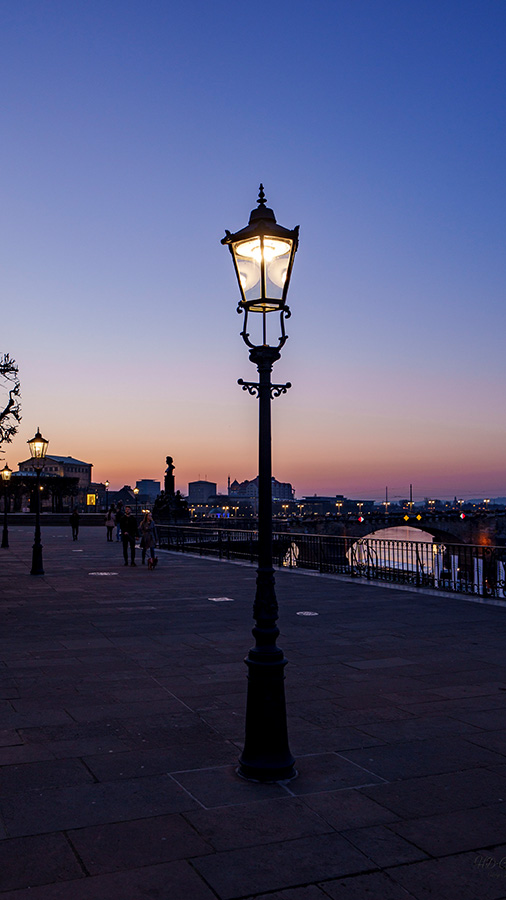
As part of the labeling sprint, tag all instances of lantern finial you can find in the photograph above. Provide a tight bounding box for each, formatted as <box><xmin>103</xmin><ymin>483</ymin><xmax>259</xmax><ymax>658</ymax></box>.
<box><xmin>257</xmin><ymin>184</ymin><xmax>266</xmax><ymax>207</ymax></box>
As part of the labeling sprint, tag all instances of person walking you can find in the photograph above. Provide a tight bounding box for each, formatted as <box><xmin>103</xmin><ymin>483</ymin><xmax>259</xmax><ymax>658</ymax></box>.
<box><xmin>115</xmin><ymin>502</ymin><xmax>124</xmax><ymax>541</ymax></box>
<box><xmin>105</xmin><ymin>507</ymin><xmax>115</xmax><ymax>542</ymax></box>
<box><xmin>70</xmin><ymin>509</ymin><xmax>79</xmax><ymax>541</ymax></box>
<box><xmin>120</xmin><ymin>506</ymin><xmax>138</xmax><ymax>566</ymax></box>
<box><xmin>139</xmin><ymin>511</ymin><xmax>158</xmax><ymax>567</ymax></box>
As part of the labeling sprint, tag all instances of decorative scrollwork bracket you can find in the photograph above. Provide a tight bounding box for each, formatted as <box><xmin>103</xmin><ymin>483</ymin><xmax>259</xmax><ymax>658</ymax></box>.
<box><xmin>271</xmin><ymin>382</ymin><xmax>292</xmax><ymax>398</ymax></box>
<box><xmin>238</xmin><ymin>379</ymin><xmax>260</xmax><ymax>398</ymax></box>
<box><xmin>238</xmin><ymin>379</ymin><xmax>292</xmax><ymax>399</ymax></box>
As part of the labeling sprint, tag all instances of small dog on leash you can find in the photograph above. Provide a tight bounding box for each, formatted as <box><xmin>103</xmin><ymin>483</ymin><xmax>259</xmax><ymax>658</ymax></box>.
<box><xmin>147</xmin><ymin>556</ymin><xmax>158</xmax><ymax>570</ymax></box>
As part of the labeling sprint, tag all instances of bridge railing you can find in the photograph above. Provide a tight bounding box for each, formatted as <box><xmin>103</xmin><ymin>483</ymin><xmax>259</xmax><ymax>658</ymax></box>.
<box><xmin>155</xmin><ymin>525</ymin><xmax>506</xmax><ymax>600</ymax></box>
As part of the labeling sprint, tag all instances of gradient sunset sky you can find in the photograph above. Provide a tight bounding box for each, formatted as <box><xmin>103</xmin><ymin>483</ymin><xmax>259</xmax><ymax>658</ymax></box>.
<box><xmin>1</xmin><ymin>1</ymin><xmax>505</xmax><ymax>501</ymax></box>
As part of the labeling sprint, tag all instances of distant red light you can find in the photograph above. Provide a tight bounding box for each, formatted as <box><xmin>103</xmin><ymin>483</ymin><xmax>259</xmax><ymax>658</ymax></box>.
<box><xmin>460</xmin><ymin>513</ymin><xmax>466</xmax><ymax>519</ymax></box>
<box><xmin>358</xmin><ymin>516</ymin><xmax>364</xmax><ymax>522</ymax></box>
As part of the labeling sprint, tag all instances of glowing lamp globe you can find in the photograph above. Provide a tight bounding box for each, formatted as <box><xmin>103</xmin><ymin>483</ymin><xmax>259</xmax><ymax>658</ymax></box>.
<box><xmin>0</xmin><ymin>464</ymin><xmax>12</xmax><ymax>483</ymax></box>
<box><xmin>222</xmin><ymin>185</ymin><xmax>299</xmax><ymax>313</ymax></box>
<box><xmin>28</xmin><ymin>428</ymin><xmax>49</xmax><ymax>470</ymax></box>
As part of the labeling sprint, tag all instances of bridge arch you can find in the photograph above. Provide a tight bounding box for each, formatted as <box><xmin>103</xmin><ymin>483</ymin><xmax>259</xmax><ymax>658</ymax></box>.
<box><xmin>355</xmin><ymin>524</ymin><xmax>463</xmax><ymax>544</ymax></box>
<box><xmin>348</xmin><ymin>524</ymin><xmax>464</xmax><ymax>581</ymax></box>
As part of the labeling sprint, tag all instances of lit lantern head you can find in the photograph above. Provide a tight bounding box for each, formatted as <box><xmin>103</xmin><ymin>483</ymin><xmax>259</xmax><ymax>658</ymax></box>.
<box><xmin>0</xmin><ymin>463</ymin><xmax>12</xmax><ymax>483</ymax></box>
<box><xmin>28</xmin><ymin>428</ymin><xmax>49</xmax><ymax>470</ymax></box>
<box><xmin>222</xmin><ymin>185</ymin><xmax>299</xmax><ymax>313</ymax></box>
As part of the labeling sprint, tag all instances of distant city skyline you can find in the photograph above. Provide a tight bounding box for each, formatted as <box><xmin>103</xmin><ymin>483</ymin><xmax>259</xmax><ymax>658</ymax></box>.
<box><xmin>1</xmin><ymin>2</ymin><xmax>505</xmax><ymax>500</ymax></box>
<box><xmin>7</xmin><ymin>441</ymin><xmax>506</xmax><ymax>504</ymax></box>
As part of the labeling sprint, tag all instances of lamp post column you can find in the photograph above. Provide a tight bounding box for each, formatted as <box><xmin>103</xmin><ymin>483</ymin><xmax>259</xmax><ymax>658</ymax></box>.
<box><xmin>238</xmin><ymin>346</ymin><xmax>295</xmax><ymax>782</ymax></box>
<box><xmin>1</xmin><ymin>484</ymin><xmax>9</xmax><ymax>549</ymax></box>
<box><xmin>0</xmin><ymin>464</ymin><xmax>12</xmax><ymax>548</ymax></box>
<box><xmin>223</xmin><ymin>186</ymin><xmax>299</xmax><ymax>783</ymax></box>
<box><xmin>254</xmin><ymin>347</ymin><xmax>278</xmax><ymax>613</ymax></box>
<box><xmin>31</xmin><ymin>469</ymin><xmax>44</xmax><ymax>575</ymax></box>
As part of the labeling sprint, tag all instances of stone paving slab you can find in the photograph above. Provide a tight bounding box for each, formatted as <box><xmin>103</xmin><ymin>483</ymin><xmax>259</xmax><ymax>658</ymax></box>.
<box><xmin>191</xmin><ymin>832</ymin><xmax>373</xmax><ymax>899</ymax></box>
<box><xmin>1</xmin><ymin>526</ymin><xmax>506</xmax><ymax>898</ymax></box>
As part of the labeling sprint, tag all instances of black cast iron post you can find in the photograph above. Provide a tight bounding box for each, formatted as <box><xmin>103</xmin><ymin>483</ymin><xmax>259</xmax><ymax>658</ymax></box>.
<box><xmin>237</xmin><ymin>346</ymin><xmax>295</xmax><ymax>781</ymax></box>
<box><xmin>1</xmin><ymin>488</ymin><xmax>8</xmax><ymax>548</ymax></box>
<box><xmin>222</xmin><ymin>187</ymin><xmax>299</xmax><ymax>782</ymax></box>
<box><xmin>1</xmin><ymin>464</ymin><xmax>12</xmax><ymax>549</ymax></box>
<box><xmin>31</xmin><ymin>468</ymin><xmax>44</xmax><ymax>575</ymax></box>
<box><xmin>1</xmin><ymin>486</ymin><xmax>9</xmax><ymax>549</ymax></box>
<box><xmin>27</xmin><ymin>429</ymin><xmax>49</xmax><ymax>576</ymax></box>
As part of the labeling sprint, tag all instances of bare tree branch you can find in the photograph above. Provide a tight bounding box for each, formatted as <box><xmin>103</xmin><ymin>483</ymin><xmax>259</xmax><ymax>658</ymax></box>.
<box><xmin>0</xmin><ymin>354</ymin><xmax>22</xmax><ymax>445</ymax></box>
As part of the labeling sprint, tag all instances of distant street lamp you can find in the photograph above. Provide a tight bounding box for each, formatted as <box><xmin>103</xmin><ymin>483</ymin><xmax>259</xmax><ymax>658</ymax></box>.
<box><xmin>105</xmin><ymin>479</ymin><xmax>109</xmax><ymax>509</ymax></box>
<box><xmin>133</xmin><ymin>486</ymin><xmax>139</xmax><ymax>518</ymax></box>
<box><xmin>28</xmin><ymin>428</ymin><xmax>49</xmax><ymax>575</ymax></box>
<box><xmin>1</xmin><ymin>463</ymin><xmax>12</xmax><ymax>549</ymax></box>
<box><xmin>222</xmin><ymin>185</ymin><xmax>299</xmax><ymax>782</ymax></box>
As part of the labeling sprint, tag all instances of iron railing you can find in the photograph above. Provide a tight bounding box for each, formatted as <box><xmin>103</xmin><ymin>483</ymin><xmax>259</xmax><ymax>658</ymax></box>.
<box><xmin>156</xmin><ymin>525</ymin><xmax>506</xmax><ymax>600</ymax></box>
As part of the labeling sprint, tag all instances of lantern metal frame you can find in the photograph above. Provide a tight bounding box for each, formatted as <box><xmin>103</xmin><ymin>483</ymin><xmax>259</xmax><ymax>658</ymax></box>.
<box><xmin>222</xmin><ymin>184</ymin><xmax>299</xmax><ymax>355</ymax></box>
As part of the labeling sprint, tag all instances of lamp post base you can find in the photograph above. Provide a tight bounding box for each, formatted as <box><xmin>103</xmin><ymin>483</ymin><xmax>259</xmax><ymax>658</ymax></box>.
<box><xmin>1</xmin><ymin>529</ymin><xmax>8</xmax><ymax>549</ymax></box>
<box><xmin>31</xmin><ymin>544</ymin><xmax>44</xmax><ymax>576</ymax></box>
<box><xmin>238</xmin><ymin>643</ymin><xmax>296</xmax><ymax>783</ymax></box>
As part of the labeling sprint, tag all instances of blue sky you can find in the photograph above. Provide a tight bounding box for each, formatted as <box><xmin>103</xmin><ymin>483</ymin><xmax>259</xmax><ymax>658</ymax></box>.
<box><xmin>1</xmin><ymin>1</ymin><xmax>505</xmax><ymax>500</ymax></box>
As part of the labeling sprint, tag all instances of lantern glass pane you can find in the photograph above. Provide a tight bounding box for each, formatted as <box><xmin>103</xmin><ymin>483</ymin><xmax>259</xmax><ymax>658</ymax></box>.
<box><xmin>29</xmin><ymin>440</ymin><xmax>44</xmax><ymax>458</ymax></box>
<box><xmin>28</xmin><ymin>432</ymin><xmax>48</xmax><ymax>460</ymax></box>
<box><xmin>265</xmin><ymin>247</ymin><xmax>291</xmax><ymax>295</ymax></box>
<box><xmin>234</xmin><ymin>236</ymin><xmax>292</xmax><ymax>311</ymax></box>
<box><xmin>234</xmin><ymin>239</ymin><xmax>261</xmax><ymax>301</ymax></box>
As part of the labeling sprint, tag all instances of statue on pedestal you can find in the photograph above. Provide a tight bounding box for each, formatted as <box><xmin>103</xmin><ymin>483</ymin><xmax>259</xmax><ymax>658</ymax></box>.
<box><xmin>164</xmin><ymin>456</ymin><xmax>175</xmax><ymax>497</ymax></box>
<box><xmin>153</xmin><ymin>456</ymin><xmax>188</xmax><ymax>523</ymax></box>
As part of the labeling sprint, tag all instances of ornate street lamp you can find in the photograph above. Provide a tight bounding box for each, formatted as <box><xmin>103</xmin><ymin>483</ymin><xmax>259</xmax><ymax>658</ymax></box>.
<box><xmin>222</xmin><ymin>185</ymin><xmax>299</xmax><ymax>782</ymax></box>
<box><xmin>133</xmin><ymin>486</ymin><xmax>139</xmax><ymax>519</ymax></box>
<box><xmin>28</xmin><ymin>428</ymin><xmax>49</xmax><ymax>575</ymax></box>
<box><xmin>105</xmin><ymin>479</ymin><xmax>109</xmax><ymax>510</ymax></box>
<box><xmin>1</xmin><ymin>463</ymin><xmax>12</xmax><ymax>549</ymax></box>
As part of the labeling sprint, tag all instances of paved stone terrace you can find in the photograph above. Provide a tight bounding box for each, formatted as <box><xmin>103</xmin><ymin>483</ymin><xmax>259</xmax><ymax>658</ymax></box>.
<box><xmin>1</xmin><ymin>526</ymin><xmax>506</xmax><ymax>898</ymax></box>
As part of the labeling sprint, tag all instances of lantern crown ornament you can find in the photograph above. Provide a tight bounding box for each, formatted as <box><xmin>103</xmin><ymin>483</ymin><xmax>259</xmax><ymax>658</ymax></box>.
<box><xmin>222</xmin><ymin>185</ymin><xmax>299</xmax><ymax>314</ymax></box>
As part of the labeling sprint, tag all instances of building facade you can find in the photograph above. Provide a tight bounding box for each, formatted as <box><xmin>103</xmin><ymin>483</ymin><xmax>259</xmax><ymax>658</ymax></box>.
<box><xmin>229</xmin><ymin>476</ymin><xmax>294</xmax><ymax>501</ymax></box>
<box><xmin>188</xmin><ymin>480</ymin><xmax>218</xmax><ymax>502</ymax></box>
<box><xmin>17</xmin><ymin>455</ymin><xmax>92</xmax><ymax>489</ymax></box>
<box><xmin>136</xmin><ymin>479</ymin><xmax>161</xmax><ymax>500</ymax></box>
